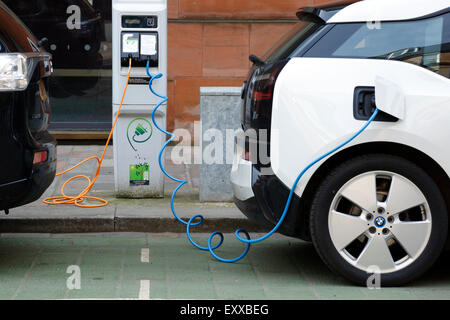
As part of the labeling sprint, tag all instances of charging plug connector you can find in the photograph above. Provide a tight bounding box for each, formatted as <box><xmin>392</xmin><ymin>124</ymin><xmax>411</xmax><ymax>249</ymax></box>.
<box><xmin>375</xmin><ymin>76</ymin><xmax>405</xmax><ymax>120</ymax></box>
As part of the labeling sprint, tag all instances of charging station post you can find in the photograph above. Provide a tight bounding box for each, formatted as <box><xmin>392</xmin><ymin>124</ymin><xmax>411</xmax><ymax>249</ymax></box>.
<box><xmin>112</xmin><ymin>0</ymin><xmax>167</xmax><ymax>198</ymax></box>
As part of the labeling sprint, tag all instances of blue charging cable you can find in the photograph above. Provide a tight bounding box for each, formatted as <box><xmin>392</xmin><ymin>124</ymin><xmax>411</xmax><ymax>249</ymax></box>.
<box><xmin>146</xmin><ymin>62</ymin><xmax>229</xmax><ymax>253</ymax></box>
<box><xmin>147</xmin><ymin>60</ymin><xmax>379</xmax><ymax>263</ymax></box>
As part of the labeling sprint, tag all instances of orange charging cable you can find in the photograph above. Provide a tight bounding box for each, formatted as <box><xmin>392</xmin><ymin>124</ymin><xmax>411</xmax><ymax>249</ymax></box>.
<box><xmin>43</xmin><ymin>58</ymin><xmax>132</xmax><ymax>208</ymax></box>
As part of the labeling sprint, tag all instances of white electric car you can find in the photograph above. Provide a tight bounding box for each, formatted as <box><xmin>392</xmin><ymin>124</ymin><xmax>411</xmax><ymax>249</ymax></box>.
<box><xmin>231</xmin><ymin>0</ymin><xmax>450</xmax><ymax>286</ymax></box>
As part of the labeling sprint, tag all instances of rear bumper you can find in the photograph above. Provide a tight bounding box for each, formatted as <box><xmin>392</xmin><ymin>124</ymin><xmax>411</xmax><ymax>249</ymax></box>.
<box><xmin>231</xmin><ymin>128</ymin><xmax>272</xmax><ymax>229</ymax></box>
<box><xmin>230</xmin><ymin>129</ymin><xmax>254</xmax><ymax>202</ymax></box>
<box><xmin>0</xmin><ymin>132</ymin><xmax>56</xmax><ymax>210</ymax></box>
<box><xmin>23</xmin><ymin>137</ymin><xmax>57</xmax><ymax>206</ymax></box>
<box><xmin>230</xmin><ymin>129</ymin><xmax>310</xmax><ymax>240</ymax></box>
<box><xmin>233</xmin><ymin>196</ymin><xmax>274</xmax><ymax>229</ymax></box>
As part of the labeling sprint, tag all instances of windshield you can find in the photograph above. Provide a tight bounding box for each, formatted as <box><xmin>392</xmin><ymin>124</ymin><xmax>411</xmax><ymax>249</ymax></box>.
<box><xmin>261</xmin><ymin>21</ymin><xmax>320</xmax><ymax>64</ymax></box>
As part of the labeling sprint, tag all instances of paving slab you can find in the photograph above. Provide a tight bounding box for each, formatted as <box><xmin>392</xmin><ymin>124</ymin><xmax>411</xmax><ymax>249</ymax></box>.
<box><xmin>0</xmin><ymin>145</ymin><xmax>262</xmax><ymax>234</ymax></box>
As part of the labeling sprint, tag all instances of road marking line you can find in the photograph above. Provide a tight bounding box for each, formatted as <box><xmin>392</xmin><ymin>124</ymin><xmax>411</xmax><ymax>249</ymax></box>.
<box><xmin>11</xmin><ymin>248</ymin><xmax>43</xmax><ymax>300</ymax></box>
<box><xmin>114</xmin><ymin>249</ymin><xmax>126</xmax><ymax>299</ymax></box>
<box><xmin>141</xmin><ymin>248</ymin><xmax>150</xmax><ymax>263</ymax></box>
<box><xmin>139</xmin><ymin>280</ymin><xmax>151</xmax><ymax>300</ymax></box>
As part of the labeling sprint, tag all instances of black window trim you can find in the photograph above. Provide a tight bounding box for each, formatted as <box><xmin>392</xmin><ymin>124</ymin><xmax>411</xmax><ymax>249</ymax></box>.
<box><xmin>290</xmin><ymin>23</ymin><xmax>335</xmax><ymax>59</ymax></box>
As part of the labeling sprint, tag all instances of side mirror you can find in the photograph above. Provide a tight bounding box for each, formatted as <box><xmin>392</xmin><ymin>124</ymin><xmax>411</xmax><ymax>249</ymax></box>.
<box><xmin>375</xmin><ymin>76</ymin><xmax>405</xmax><ymax>120</ymax></box>
<box><xmin>38</xmin><ymin>37</ymin><xmax>49</xmax><ymax>50</ymax></box>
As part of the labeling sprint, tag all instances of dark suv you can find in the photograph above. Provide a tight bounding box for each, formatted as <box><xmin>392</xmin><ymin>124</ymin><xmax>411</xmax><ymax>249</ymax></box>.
<box><xmin>0</xmin><ymin>2</ymin><xmax>56</xmax><ymax>213</ymax></box>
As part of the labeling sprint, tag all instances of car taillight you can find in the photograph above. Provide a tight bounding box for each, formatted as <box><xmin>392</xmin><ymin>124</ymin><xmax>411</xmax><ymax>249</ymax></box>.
<box><xmin>33</xmin><ymin>151</ymin><xmax>48</xmax><ymax>164</ymax></box>
<box><xmin>251</xmin><ymin>90</ymin><xmax>272</xmax><ymax>101</ymax></box>
<box><xmin>241</xmin><ymin>149</ymin><xmax>252</xmax><ymax>162</ymax></box>
<box><xmin>246</xmin><ymin>63</ymin><xmax>286</xmax><ymax>131</ymax></box>
<box><xmin>251</xmin><ymin>70</ymin><xmax>279</xmax><ymax>102</ymax></box>
<box><xmin>240</xmin><ymin>136</ymin><xmax>253</xmax><ymax>162</ymax></box>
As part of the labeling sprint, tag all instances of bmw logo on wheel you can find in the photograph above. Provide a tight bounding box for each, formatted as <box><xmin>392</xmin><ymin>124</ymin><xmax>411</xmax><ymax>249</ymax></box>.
<box><xmin>375</xmin><ymin>216</ymin><xmax>386</xmax><ymax>228</ymax></box>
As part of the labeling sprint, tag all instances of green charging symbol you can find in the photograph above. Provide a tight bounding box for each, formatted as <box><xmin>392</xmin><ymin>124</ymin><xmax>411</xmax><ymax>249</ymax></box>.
<box><xmin>134</xmin><ymin>123</ymin><xmax>148</xmax><ymax>138</ymax></box>
<box><xmin>127</xmin><ymin>118</ymin><xmax>153</xmax><ymax>151</ymax></box>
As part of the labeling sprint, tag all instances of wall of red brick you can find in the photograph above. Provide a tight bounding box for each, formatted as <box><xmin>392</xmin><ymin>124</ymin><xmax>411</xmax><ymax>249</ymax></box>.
<box><xmin>166</xmin><ymin>0</ymin><xmax>330</xmax><ymax>133</ymax></box>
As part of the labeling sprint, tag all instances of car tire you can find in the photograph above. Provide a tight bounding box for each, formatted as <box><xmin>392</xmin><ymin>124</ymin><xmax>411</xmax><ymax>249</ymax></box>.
<box><xmin>309</xmin><ymin>153</ymin><xmax>448</xmax><ymax>286</ymax></box>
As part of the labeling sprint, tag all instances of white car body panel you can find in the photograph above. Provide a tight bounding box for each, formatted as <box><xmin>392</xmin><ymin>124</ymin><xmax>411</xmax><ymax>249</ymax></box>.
<box><xmin>230</xmin><ymin>128</ymin><xmax>254</xmax><ymax>201</ymax></box>
<box><xmin>271</xmin><ymin>58</ymin><xmax>450</xmax><ymax>197</ymax></box>
<box><xmin>329</xmin><ymin>0</ymin><xmax>450</xmax><ymax>23</ymax></box>
<box><xmin>374</xmin><ymin>76</ymin><xmax>406</xmax><ymax>120</ymax></box>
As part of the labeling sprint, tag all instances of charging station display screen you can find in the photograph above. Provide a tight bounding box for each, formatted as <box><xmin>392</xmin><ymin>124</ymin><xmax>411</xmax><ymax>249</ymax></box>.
<box><xmin>141</xmin><ymin>34</ymin><xmax>157</xmax><ymax>56</ymax></box>
<box><xmin>122</xmin><ymin>32</ymin><xmax>139</xmax><ymax>57</ymax></box>
<box><xmin>121</xmin><ymin>31</ymin><xmax>158</xmax><ymax>67</ymax></box>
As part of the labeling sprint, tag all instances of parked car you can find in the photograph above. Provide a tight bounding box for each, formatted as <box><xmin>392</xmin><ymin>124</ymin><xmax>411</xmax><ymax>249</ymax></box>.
<box><xmin>231</xmin><ymin>0</ymin><xmax>450</xmax><ymax>286</ymax></box>
<box><xmin>0</xmin><ymin>2</ymin><xmax>56</xmax><ymax>212</ymax></box>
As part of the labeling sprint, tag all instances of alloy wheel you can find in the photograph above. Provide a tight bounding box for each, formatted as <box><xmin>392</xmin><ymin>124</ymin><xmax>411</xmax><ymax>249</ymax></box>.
<box><xmin>328</xmin><ymin>171</ymin><xmax>432</xmax><ymax>274</ymax></box>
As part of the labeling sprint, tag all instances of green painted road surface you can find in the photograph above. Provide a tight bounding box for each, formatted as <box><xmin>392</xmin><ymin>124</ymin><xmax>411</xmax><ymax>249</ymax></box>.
<box><xmin>0</xmin><ymin>233</ymin><xmax>450</xmax><ymax>300</ymax></box>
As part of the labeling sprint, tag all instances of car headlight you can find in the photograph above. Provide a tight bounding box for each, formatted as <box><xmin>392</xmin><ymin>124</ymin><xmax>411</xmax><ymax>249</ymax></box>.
<box><xmin>0</xmin><ymin>54</ymin><xmax>30</xmax><ymax>91</ymax></box>
<box><xmin>0</xmin><ymin>53</ymin><xmax>52</xmax><ymax>92</ymax></box>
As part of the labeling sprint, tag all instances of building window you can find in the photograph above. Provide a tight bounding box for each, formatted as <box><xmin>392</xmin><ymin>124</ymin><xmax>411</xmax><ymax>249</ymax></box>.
<box><xmin>4</xmin><ymin>0</ymin><xmax>113</xmax><ymax>131</ymax></box>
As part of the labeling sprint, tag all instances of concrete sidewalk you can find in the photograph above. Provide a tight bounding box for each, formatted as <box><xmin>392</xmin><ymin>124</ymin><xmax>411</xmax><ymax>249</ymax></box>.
<box><xmin>0</xmin><ymin>145</ymin><xmax>266</xmax><ymax>234</ymax></box>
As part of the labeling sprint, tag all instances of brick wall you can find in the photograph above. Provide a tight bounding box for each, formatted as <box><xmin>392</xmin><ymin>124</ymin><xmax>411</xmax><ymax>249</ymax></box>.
<box><xmin>166</xmin><ymin>0</ymin><xmax>330</xmax><ymax>134</ymax></box>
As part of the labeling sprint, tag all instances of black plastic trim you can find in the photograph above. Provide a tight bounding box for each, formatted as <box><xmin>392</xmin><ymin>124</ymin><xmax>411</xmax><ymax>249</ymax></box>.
<box><xmin>233</xmin><ymin>196</ymin><xmax>273</xmax><ymax>230</ymax></box>
<box><xmin>295</xmin><ymin>24</ymin><xmax>334</xmax><ymax>58</ymax></box>
<box><xmin>353</xmin><ymin>87</ymin><xmax>398</xmax><ymax>122</ymax></box>
<box><xmin>250</xmin><ymin>166</ymin><xmax>310</xmax><ymax>240</ymax></box>
<box><xmin>297</xmin><ymin>7</ymin><xmax>326</xmax><ymax>24</ymax></box>
<box><xmin>297</xmin><ymin>5</ymin><xmax>349</xmax><ymax>24</ymax></box>
<box><xmin>0</xmin><ymin>178</ymin><xmax>28</xmax><ymax>189</ymax></box>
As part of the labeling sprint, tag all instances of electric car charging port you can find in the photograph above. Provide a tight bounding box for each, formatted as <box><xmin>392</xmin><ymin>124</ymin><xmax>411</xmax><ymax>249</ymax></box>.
<box><xmin>354</xmin><ymin>87</ymin><xmax>398</xmax><ymax>122</ymax></box>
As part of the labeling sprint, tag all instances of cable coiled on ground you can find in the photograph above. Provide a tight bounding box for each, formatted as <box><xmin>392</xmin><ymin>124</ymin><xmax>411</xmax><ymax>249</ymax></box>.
<box><xmin>147</xmin><ymin>60</ymin><xmax>379</xmax><ymax>262</ymax></box>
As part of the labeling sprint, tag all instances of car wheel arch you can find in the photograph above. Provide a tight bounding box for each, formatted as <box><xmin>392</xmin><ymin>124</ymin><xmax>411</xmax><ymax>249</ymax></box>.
<box><xmin>296</xmin><ymin>141</ymin><xmax>450</xmax><ymax>241</ymax></box>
